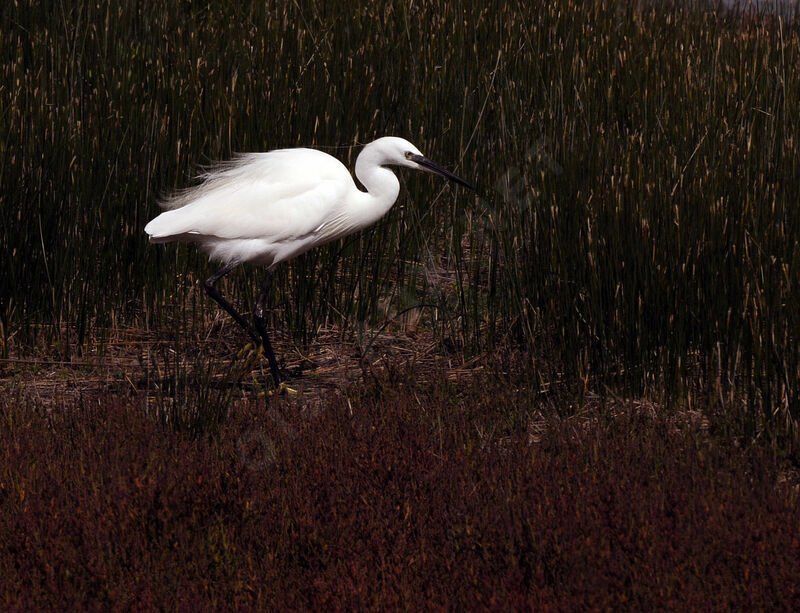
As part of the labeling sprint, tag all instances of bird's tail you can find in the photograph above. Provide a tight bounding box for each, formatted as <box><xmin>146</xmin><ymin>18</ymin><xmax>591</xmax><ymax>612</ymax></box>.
<box><xmin>144</xmin><ymin>209</ymin><xmax>198</xmax><ymax>243</ymax></box>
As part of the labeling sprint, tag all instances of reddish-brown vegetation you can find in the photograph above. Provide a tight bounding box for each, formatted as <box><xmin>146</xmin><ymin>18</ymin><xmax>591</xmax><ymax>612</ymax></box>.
<box><xmin>2</xmin><ymin>372</ymin><xmax>797</xmax><ymax>609</ymax></box>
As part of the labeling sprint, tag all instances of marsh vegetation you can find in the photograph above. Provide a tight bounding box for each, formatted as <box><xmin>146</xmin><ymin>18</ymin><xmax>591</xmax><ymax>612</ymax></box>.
<box><xmin>1</xmin><ymin>1</ymin><xmax>799</xmax><ymax>607</ymax></box>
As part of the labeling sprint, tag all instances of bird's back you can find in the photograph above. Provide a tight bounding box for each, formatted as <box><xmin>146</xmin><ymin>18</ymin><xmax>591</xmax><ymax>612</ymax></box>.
<box><xmin>145</xmin><ymin>148</ymin><xmax>356</xmax><ymax>266</ymax></box>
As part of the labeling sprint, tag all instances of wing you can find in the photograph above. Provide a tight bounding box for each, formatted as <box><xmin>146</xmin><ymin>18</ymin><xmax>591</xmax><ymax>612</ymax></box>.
<box><xmin>146</xmin><ymin>149</ymin><xmax>354</xmax><ymax>244</ymax></box>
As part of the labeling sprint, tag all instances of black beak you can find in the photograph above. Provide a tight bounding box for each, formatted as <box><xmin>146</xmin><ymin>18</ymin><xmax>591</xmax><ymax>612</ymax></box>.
<box><xmin>410</xmin><ymin>154</ymin><xmax>475</xmax><ymax>191</ymax></box>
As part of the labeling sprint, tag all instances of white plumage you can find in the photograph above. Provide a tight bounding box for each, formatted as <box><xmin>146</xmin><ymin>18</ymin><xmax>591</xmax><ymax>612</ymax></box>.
<box><xmin>146</xmin><ymin>137</ymin><xmax>471</xmax><ymax>268</ymax></box>
<box><xmin>145</xmin><ymin>136</ymin><xmax>472</xmax><ymax>388</ymax></box>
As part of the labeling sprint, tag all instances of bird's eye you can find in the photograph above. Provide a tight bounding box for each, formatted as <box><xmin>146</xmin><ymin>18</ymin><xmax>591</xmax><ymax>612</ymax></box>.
<box><xmin>404</xmin><ymin>151</ymin><xmax>413</xmax><ymax>160</ymax></box>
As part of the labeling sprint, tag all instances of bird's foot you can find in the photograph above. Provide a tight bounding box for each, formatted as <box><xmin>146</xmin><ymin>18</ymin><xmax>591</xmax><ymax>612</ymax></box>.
<box><xmin>257</xmin><ymin>381</ymin><xmax>298</xmax><ymax>397</ymax></box>
<box><xmin>272</xmin><ymin>381</ymin><xmax>298</xmax><ymax>396</ymax></box>
<box><xmin>237</xmin><ymin>342</ymin><xmax>265</xmax><ymax>361</ymax></box>
<box><xmin>237</xmin><ymin>342</ymin><xmax>254</xmax><ymax>358</ymax></box>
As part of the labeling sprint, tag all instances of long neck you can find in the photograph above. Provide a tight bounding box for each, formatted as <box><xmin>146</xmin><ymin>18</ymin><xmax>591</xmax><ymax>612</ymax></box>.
<box><xmin>353</xmin><ymin>144</ymin><xmax>401</xmax><ymax>225</ymax></box>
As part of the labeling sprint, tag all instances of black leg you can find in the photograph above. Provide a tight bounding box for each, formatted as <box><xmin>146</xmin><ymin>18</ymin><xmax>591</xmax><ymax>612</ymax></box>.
<box><xmin>253</xmin><ymin>269</ymin><xmax>283</xmax><ymax>386</ymax></box>
<box><xmin>204</xmin><ymin>263</ymin><xmax>261</xmax><ymax>345</ymax></box>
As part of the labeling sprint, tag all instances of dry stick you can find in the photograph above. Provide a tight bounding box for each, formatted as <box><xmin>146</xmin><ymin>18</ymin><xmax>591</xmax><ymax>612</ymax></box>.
<box><xmin>670</xmin><ymin>129</ymin><xmax>708</xmax><ymax>198</ymax></box>
<box><xmin>462</xmin><ymin>48</ymin><xmax>503</xmax><ymax>166</ymax></box>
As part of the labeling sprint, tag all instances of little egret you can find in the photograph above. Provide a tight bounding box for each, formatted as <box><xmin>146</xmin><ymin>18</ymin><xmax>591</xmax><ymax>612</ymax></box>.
<box><xmin>145</xmin><ymin>136</ymin><xmax>474</xmax><ymax>387</ymax></box>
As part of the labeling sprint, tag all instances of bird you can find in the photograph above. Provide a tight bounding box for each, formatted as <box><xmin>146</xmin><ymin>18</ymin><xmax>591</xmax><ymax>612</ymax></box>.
<box><xmin>145</xmin><ymin>136</ymin><xmax>474</xmax><ymax>388</ymax></box>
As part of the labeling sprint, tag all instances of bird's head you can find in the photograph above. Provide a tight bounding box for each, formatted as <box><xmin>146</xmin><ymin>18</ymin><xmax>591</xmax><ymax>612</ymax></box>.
<box><xmin>369</xmin><ymin>137</ymin><xmax>475</xmax><ymax>191</ymax></box>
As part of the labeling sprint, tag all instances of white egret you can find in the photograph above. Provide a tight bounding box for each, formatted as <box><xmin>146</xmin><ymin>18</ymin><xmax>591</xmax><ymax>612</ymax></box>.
<box><xmin>145</xmin><ymin>136</ymin><xmax>474</xmax><ymax>387</ymax></box>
